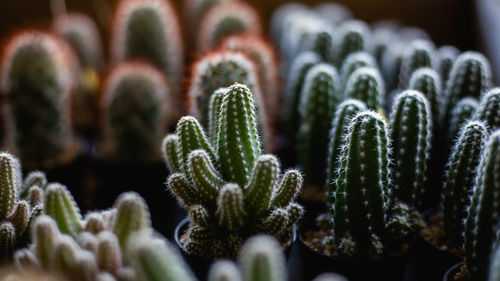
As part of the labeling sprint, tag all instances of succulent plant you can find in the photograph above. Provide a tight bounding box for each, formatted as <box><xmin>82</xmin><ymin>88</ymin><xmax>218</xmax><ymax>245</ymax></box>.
<box><xmin>184</xmin><ymin>0</ymin><xmax>232</xmax><ymax>46</ymax></box>
<box><xmin>474</xmin><ymin>88</ymin><xmax>500</xmax><ymax>131</ymax></box>
<box><xmin>313</xmin><ymin>2</ymin><xmax>352</xmax><ymax>27</ymax></box>
<box><xmin>464</xmin><ymin>130</ymin><xmax>500</xmax><ymax>281</ymax></box>
<box><xmin>298</xmin><ymin>64</ymin><xmax>341</xmax><ymax>187</ymax></box>
<box><xmin>389</xmin><ymin>90</ymin><xmax>432</xmax><ymax>208</ymax></box>
<box><xmin>297</xmin><ymin>24</ymin><xmax>335</xmax><ymax>63</ymax></box>
<box><xmin>372</xmin><ymin>21</ymin><xmax>400</xmax><ymax>65</ymax></box>
<box><xmin>208</xmin><ymin>235</ymin><xmax>286</xmax><ymax>281</ymax></box>
<box><xmin>343</xmin><ymin>67</ymin><xmax>385</xmax><ymax>110</ymax></box>
<box><xmin>443</xmin><ymin>51</ymin><xmax>492</xmax><ymax>129</ymax></box>
<box><xmin>380</xmin><ymin>42</ymin><xmax>405</xmax><ymax>92</ymax></box>
<box><xmin>408</xmin><ymin>68</ymin><xmax>442</xmax><ymax>130</ymax></box>
<box><xmin>329</xmin><ymin>111</ymin><xmax>419</xmax><ymax>259</ymax></box>
<box><xmin>436</xmin><ymin>45</ymin><xmax>459</xmax><ymax>87</ymax></box>
<box><xmin>489</xmin><ymin>243</ymin><xmax>500</xmax><ymax>281</ymax></box>
<box><xmin>442</xmin><ymin>121</ymin><xmax>489</xmax><ymax>247</ymax></box>
<box><xmin>340</xmin><ymin>51</ymin><xmax>377</xmax><ymax>87</ymax></box>
<box><xmin>398</xmin><ymin>39</ymin><xmax>436</xmax><ymax>89</ymax></box>
<box><xmin>334</xmin><ymin>20</ymin><xmax>372</xmax><ymax>66</ymax></box>
<box><xmin>448</xmin><ymin>97</ymin><xmax>479</xmax><ymax>142</ymax></box>
<box><xmin>196</xmin><ymin>1</ymin><xmax>262</xmax><ymax>53</ymax></box>
<box><xmin>99</xmin><ymin>62</ymin><xmax>177</xmax><ymax>163</ymax></box>
<box><xmin>111</xmin><ymin>0</ymin><xmax>183</xmax><ymax>94</ymax></box>
<box><xmin>164</xmin><ymin>84</ymin><xmax>303</xmax><ymax>258</ymax></box>
<box><xmin>1</xmin><ymin>31</ymin><xmax>80</xmax><ymax>169</ymax></box>
<box><xmin>325</xmin><ymin>99</ymin><xmax>367</xmax><ymax>210</ymax></box>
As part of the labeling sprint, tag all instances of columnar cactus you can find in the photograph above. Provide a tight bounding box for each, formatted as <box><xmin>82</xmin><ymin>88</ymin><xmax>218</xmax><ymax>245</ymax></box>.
<box><xmin>297</xmin><ymin>64</ymin><xmax>341</xmax><ymax>187</ymax></box>
<box><xmin>408</xmin><ymin>68</ymin><xmax>442</xmax><ymax>130</ymax></box>
<box><xmin>340</xmin><ymin>52</ymin><xmax>377</xmax><ymax>87</ymax></box>
<box><xmin>297</xmin><ymin>25</ymin><xmax>335</xmax><ymax>63</ymax></box>
<box><xmin>208</xmin><ymin>235</ymin><xmax>286</xmax><ymax>281</ymax></box>
<box><xmin>372</xmin><ymin>21</ymin><xmax>400</xmax><ymax>65</ymax></box>
<box><xmin>99</xmin><ymin>62</ymin><xmax>177</xmax><ymax>163</ymax></box>
<box><xmin>344</xmin><ymin>67</ymin><xmax>385</xmax><ymax>110</ymax></box>
<box><xmin>380</xmin><ymin>43</ymin><xmax>405</xmax><ymax>91</ymax></box>
<box><xmin>196</xmin><ymin>1</ymin><xmax>262</xmax><ymax>53</ymax></box>
<box><xmin>325</xmin><ymin>99</ymin><xmax>367</xmax><ymax>208</ymax></box>
<box><xmin>398</xmin><ymin>39</ymin><xmax>436</xmax><ymax>89</ymax></box>
<box><xmin>313</xmin><ymin>2</ymin><xmax>352</xmax><ymax>27</ymax></box>
<box><xmin>184</xmin><ymin>0</ymin><xmax>233</xmax><ymax>46</ymax></box>
<box><xmin>443</xmin><ymin>52</ymin><xmax>492</xmax><ymax>128</ymax></box>
<box><xmin>390</xmin><ymin>90</ymin><xmax>432</xmax><ymax>208</ymax></box>
<box><xmin>1</xmin><ymin>31</ymin><xmax>80</xmax><ymax>169</ymax></box>
<box><xmin>334</xmin><ymin>20</ymin><xmax>372</xmax><ymax>66</ymax></box>
<box><xmin>474</xmin><ymin>88</ymin><xmax>500</xmax><ymax>131</ymax></box>
<box><xmin>448</xmin><ymin>97</ymin><xmax>479</xmax><ymax>142</ymax></box>
<box><xmin>111</xmin><ymin>0</ymin><xmax>183</xmax><ymax>94</ymax></box>
<box><xmin>442</xmin><ymin>121</ymin><xmax>489</xmax><ymax>246</ymax></box>
<box><xmin>0</xmin><ymin>153</ymin><xmax>46</xmax><ymax>261</ymax></box>
<box><xmin>464</xmin><ymin>130</ymin><xmax>500</xmax><ymax>281</ymax></box>
<box><xmin>437</xmin><ymin>45</ymin><xmax>459</xmax><ymax>86</ymax></box>
<box><xmin>164</xmin><ymin>84</ymin><xmax>303</xmax><ymax>258</ymax></box>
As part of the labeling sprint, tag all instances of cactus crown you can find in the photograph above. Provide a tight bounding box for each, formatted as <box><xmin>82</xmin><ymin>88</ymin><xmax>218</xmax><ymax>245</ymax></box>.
<box><xmin>448</xmin><ymin>97</ymin><xmax>479</xmax><ymax>141</ymax></box>
<box><xmin>334</xmin><ymin>20</ymin><xmax>372</xmax><ymax>65</ymax></box>
<box><xmin>398</xmin><ymin>39</ymin><xmax>435</xmax><ymax>88</ymax></box>
<box><xmin>437</xmin><ymin>45</ymin><xmax>459</xmax><ymax>85</ymax></box>
<box><xmin>164</xmin><ymin>84</ymin><xmax>303</xmax><ymax>258</ymax></box>
<box><xmin>1</xmin><ymin>31</ymin><xmax>79</xmax><ymax>169</ymax></box>
<box><xmin>314</xmin><ymin>2</ymin><xmax>352</xmax><ymax>26</ymax></box>
<box><xmin>298</xmin><ymin>24</ymin><xmax>335</xmax><ymax>63</ymax></box>
<box><xmin>340</xmin><ymin>51</ymin><xmax>377</xmax><ymax>87</ymax></box>
<box><xmin>474</xmin><ymin>88</ymin><xmax>500</xmax><ymax>131</ymax></box>
<box><xmin>99</xmin><ymin>62</ymin><xmax>176</xmax><ymax>163</ymax></box>
<box><xmin>464</xmin><ymin>130</ymin><xmax>500</xmax><ymax>281</ymax></box>
<box><xmin>197</xmin><ymin>1</ymin><xmax>262</xmax><ymax>52</ymax></box>
<box><xmin>343</xmin><ymin>67</ymin><xmax>385</xmax><ymax>110</ymax></box>
<box><xmin>408</xmin><ymin>68</ymin><xmax>442</xmax><ymax>128</ymax></box>
<box><xmin>442</xmin><ymin>121</ymin><xmax>489</xmax><ymax>247</ymax></box>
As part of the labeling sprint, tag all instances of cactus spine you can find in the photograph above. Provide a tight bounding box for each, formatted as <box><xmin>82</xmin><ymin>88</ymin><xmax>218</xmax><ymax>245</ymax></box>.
<box><xmin>344</xmin><ymin>67</ymin><xmax>385</xmax><ymax>110</ymax></box>
<box><xmin>474</xmin><ymin>88</ymin><xmax>500</xmax><ymax>131</ymax></box>
<box><xmin>390</xmin><ymin>90</ymin><xmax>432</xmax><ymax>208</ymax></box>
<box><xmin>442</xmin><ymin>121</ymin><xmax>489</xmax><ymax>246</ymax></box>
<box><xmin>165</xmin><ymin>84</ymin><xmax>303</xmax><ymax>258</ymax></box>
<box><xmin>464</xmin><ymin>130</ymin><xmax>500</xmax><ymax>280</ymax></box>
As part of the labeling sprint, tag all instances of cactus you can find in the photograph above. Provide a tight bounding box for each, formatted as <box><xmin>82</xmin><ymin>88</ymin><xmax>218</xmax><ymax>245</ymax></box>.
<box><xmin>474</xmin><ymin>88</ymin><xmax>500</xmax><ymax>131</ymax></box>
<box><xmin>297</xmin><ymin>64</ymin><xmax>341</xmax><ymax>187</ymax></box>
<box><xmin>372</xmin><ymin>21</ymin><xmax>400</xmax><ymax>65</ymax></box>
<box><xmin>164</xmin><ymin>84</ymin><xmax>303</xmax><ymax>258</ymax></box>
<box><xmin>196</xmin><ymin>1</ymin><xmax>262</xmax><ymax>52</ymax></box>
<box><xmin>313</xmin><ymin>3</ymin><xmax>352</xmax><ymax>27</ymax></box>
<box><xmin>398</xmin><ymin>39</ymin><xmax>436</xmax><ymax>88</ymax></box>
<box><xmin>464</xmin><ymin>130</ymin><xmax>500</xmax><ymax>281</ymax></box>
<box><xmin>220</xmin><ymin>35</ymin><xmax>279</xmax><ymax>118</ymax></box>
<box><xmin>1</xmin><ymin>31</ymin><xmax>80</xmax><ymax>169</ymax></box>
<box><xmin>208</xmin><ymin>235</ymin><xmax>286</xmax><ymax>281</ymax></box>
<box><xmin>297</xmin><ymin>25</ymin><xmax>335</xmax><ymax>63</ymax></box>
<box><xmin>408</xmin><ymin>68</ymin><xmax>442</xmax><ymax>130</ymax></box>
<box><xmin>443</xmin><ymin>51</ymin><xmax>492</xmax><ymax>129</ymax></box>
<box><xmin>344</xmin><ymin>67</ymin><xmax>385</xmax><ymax>110</ymax></box>
<box><xmin>340</xmin><ymin>52</ymin><xmax>377</xmax><ymax>87</ymax></box>
<box><xmin>442</xmin><ymin>121</ymin><xmax>489</xmax><ymax>247</ymax></box>
<box><xmin>334</xmin><ymin>20</ymin><xmax>372</xmax><ymax>66</ymax></box>
<box><xmin>99</xmin><ymin>62</ymin><xmax>177</xmax><ymax>163</ymax></box>
<box><xmin>325</xmin><ymin>99</ymin><xmax>367</xmax><ymax>208</ymax></box>
<box><xmin>111</xmin><ymin>0</ymin><xmax>183</xmax><ymax>94</ymax></box>
<box><xmin>184</xmin><ymin>0</ymin><xmax>233</xmax><ymax>46</ymax></box>
<box><xmin>380</xmin><ymin>42</ymin><xmax>405</xmax><ymax>91</ymax></box>
<box><xmin>43</xmin><ymin>183</ymin><xmax>83</xmax><ymax>237</ymax></box>
<box><xmin>389</xmin><ymin>90</ymin><xmax>432</xmax><ymax>208</ymax></box>
<box><xmin>437</xmin><ymin>45</ymin><xmax>459</xmax><ymax>86</ymax></box>
<box><xmin>448</xmin><ymin>97</ymin><xmax>479</xmax><ymax>142</ymax></box>
<box><xmin>489</xmin><ymin>243</ymin><xmax>500</xmax><ymax>281</ymax></box>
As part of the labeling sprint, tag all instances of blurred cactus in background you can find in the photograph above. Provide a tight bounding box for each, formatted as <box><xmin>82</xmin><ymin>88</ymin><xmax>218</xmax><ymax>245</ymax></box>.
<box><xmin>184</xmin><ymin>0</ymin><xmax>233</xmax><ymax>47</ymax></box>
<box><xmin>436</xmin><ymin>45</ymin><xmax>459</xmax><ymax>87</ymax></box>
<box><xmin>1</xmin><ymin>31</ymin><xmax>80</xmax><ymax>169</ymax></box>
<box><xmin>448</xmin><ymin>97</ymin><xmax>479</xmax><ymax>142</ymax></box>
<box><xmin>343</xmin><ymin>67</ymin><xmax>385</xmax><ymax>110</ymax></box>
<box><xmin>99</xmin><ymin>62</ymin><xmax>178</xmax><ymax>163</ymax></box>
<box><xmin>398</xmin><ymin>39</ymin><xmax>436</xmax><ymax>89</ymax></box>
<box><xmin>340</xmin><ymin>52</ymin><xmax>377</xmax><ymax>88</ymax></box>
<box><xmin>334</xmin><ymin>20</ymin><xmax>372</xmax><ymax>66</ymax></box>
<box><xmin>474</xmin><ymin>88</ymin><xmax>500</xmax><ymax>131</ymax></box>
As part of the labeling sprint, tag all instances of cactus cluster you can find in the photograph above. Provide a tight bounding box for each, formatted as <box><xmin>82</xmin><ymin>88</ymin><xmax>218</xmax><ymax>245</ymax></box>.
<box><xmin>99</xmin><ymin>62</ymin><xmax>178</xmax><ymax>163</ymax></box>
<box><xmin>0</xmin><ymin>153</ymin><xmax>46</xmax><ymax>261</ymax></box>
<box><xmin>164</xmin><ymin>84</ymin><xmax>303</xmax><ymax>258</ymax></box>
<box><xmin>0</xmin><ymin>31</ymin><xmax>80</xmax><ymax>169</ymax></box>
<box><xmin>398</xmin><ymin>39</ymin><xmax>435</xmax><ymax>89</ymax></box>
<box><xmin>474</xmin><ymin>88</ymin><xmax>500</xmax><ymax>131</ymax></box>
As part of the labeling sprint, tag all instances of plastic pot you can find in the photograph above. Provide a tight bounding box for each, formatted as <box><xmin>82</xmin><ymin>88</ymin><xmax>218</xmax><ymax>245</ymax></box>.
<box><xmin>442</xmin><ymin>262</ymin><xmax>465</xmax><ymax>281</ymax></box>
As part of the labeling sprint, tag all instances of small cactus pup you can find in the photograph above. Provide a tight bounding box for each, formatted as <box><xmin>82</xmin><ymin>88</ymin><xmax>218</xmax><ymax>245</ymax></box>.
<box><xmin>99</xmin><ymin>62</ymin><xmax>177</xmax><ymax>163</ymax></box>
<box><xmin>1</xmin><ymin>31</ymin><xmax>80</xmax><ymax>169</ymax></box>
<box><xmin>448</xmin><ymin>97</ymin><xmax>479</xmax><ymax>142</ymax></box>
<box><xmin>464</xmin><ymin>130</ymin><xmax>500</xmax><ymax>281</ymax></box>
<box><xmin>164</xmin><ymin>84</ymin><xmax>303</xmax><ymax>259</ymax></box>
<box><xmin>442</xmin><ymin>121</ymin><xmax>489</xmax><ymax>248</ymax></box>
<box><xmin>443</xmin><ymin>51</ymin><xmax>492</xmax><ymax>129</ymax></box>
<box><xmin>343</xmin><ymin>67</ymin><xmax>385</xmax><ymax>110</ymax></box>
<box><xmin>196</xmin><ymin>1</ymin><xmax>262</xmax><ymax>53</ymax></box>
<box><xmin>111</xmin><ymin>0</ymin><xmax>183</xmax><ymax>95</ymax></box>
<box><xmin>389</xmin><ymin>90</ymin><xmax>432</xmax><ymax>209</ymax></box>
<box><xmin>437</xmin><ymin>45</ymin><xmax>459</xmax><ymax>86</ymax></box>
<box><xmin>207</xmin><ymin>235</ymin><xmax>286</xmax><ymax>281</ymax></box>
<box><xmin>0</xmin><ymin>153</ymin><xmax>45</xmax><ymax>261</ymax></box>
<box><xmin>334</xmin><ymin>20</ymin><xmax>372</xmax><ymax>66</ymax></box>
<box><xmin>398</xmin><ymin>39</ymin><xmax>436</xmax><ymax>89</ymax></box>
<box><xmin>297</xmin><ymin>63</ymin><xmax>341</xmax><ymax>192</ymax></box>
<box><xmin>474</xmin><ymin>88</ymin><xmax>500</xmax><ymax>131</ymax></box>
<box><xmin>340</xmin><ymin>51</ymin><xmax>377</xmax><ymax>88</ymax></box>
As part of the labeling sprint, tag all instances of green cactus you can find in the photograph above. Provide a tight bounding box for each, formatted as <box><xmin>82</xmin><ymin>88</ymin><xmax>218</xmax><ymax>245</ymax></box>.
<box><xmin>325</xmin><ymin>99</ymin><xmax>367</xmax><ymax>209</ymax></box>
<box><xmin>1</xmin><ymin>31</ymin><xmax>80</xmax><ymax>169</ymax></box>
<box><xmin>165</xmin><ymin>84</ymin><xmax>303</xmax><ymax>258</ymax></box>
<box><xmin>99</xmin><ymin>62</ymin><xmax>178</xmax><ymax>163</ymax></box>
<box><xmin>184</xmin><ymin>0</ymin><xmax>230</xmax><ymax>45</ymax></box>
<box><xmin>442</xmin><ymin>121</ymin><xmax>489</xmax><ymax>247</ymax></box>
<box><xmin>443</xmin><ymin>51</ymin><xmax>492</xmax><ymax>129</ymax></box>
<box><xmin>334</xmin><ymin>20</ymin><xmax>372</xmax><ymax>66</ymax></box>
<box><xmin>19</xmin><ymin>171</ymin><xmax>47</xmax><ymax>200</ymax></box>
<box><xmin>111</xmin><ymin>0</ymin><xmax>183</xmax><ymax>94</ymax></box>
<box><xmin>489</xmin><ymin>243</ymin><xmax>500</xmax><ymax>281</ymax></box>
<box><xmin>43</xmin><ymin>183</ymin><xmax>83</xmax><ymax>237</ymax></box>
<box><xmin>398</xmin><ymin>39</ymin><xmax>435</xmax><ymax>88</ymax></box>
<box><xmin>464</xmin><ymin>130</ymin><xmax>500</xmax><ymax>281</ymax></box>
<box><xmin>408</xmin><ymin>68</ymin><xmax>442</xmax><ymax>131</ymax></box>
<box><xmin>196</xmin><ymin>1</ymin><xmax>262</xmax><ymax>52</ymax></box>
<box><xmin>314</xmin><ymin>2</ymin><xmax>352</xmax><ymax>27</ymax></box>
<box><xmin>344</xmin><ymin>67</ymin><xmax>385</xmax><ymax>110</ymax></box>
<box><xmin>298</xmin><ymin>25</ymin><xmax>335</xmax><ymax>63</ymax></box>
<box><xmin>448</xmin><ymin>97</ymin><xmax>479</xmax><ymax>142</ymax></box>
<box><xmin>340</xmin><ymin>51</ymin><xmax>377</xmax><ymax>87</ymax></box>
<box><xmin>390</xmin><ymin>90</ymin><xmax>432</xmax><ymax>208</ymax></box>
<box><xmin>380</xmin><ymin>42</ymin><xmax>405</xmax><ymax>91</ymax></box>
<box><xmin>372</xmin><ymin>21</ymin><xmax>400</xmax><ymax>65</ymax></box>
<box><xmin>437</xmin><ymin>45</ymin><xmax>459</xmax><ymax>87</ymax></box>
<box><xmin>474</xmin><ymin>88</ymin><xmax>500</xmax><ymax>131</ymax></box>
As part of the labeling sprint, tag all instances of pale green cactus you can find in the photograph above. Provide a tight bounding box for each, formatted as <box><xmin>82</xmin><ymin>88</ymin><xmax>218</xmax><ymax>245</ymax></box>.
<box><xmin>340</xmin><ymin>51</ymin><xmax>377</xmax><ymax>87</ymax></box>
<box><xmin>344</xmin><ymin>67</ymin><xmax>385</xmax><ymax>110</ymax></box>
<box><xmin>334</xmin><ymin>20</ymin><xmax>372</xmax><ymax>66</ymax></box>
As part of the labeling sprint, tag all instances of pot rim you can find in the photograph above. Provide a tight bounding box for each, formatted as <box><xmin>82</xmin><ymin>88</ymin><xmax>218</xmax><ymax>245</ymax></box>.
<box><xmin>442</xmin><ymin>261</ymin><xmax>465</xmax><ymax>281</ymax></box>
